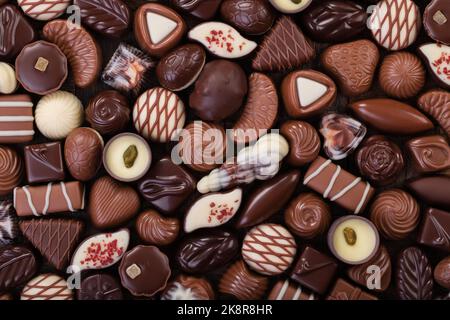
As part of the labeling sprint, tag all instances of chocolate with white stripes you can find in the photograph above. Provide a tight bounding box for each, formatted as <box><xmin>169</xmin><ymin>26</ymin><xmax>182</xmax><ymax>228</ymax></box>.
<box><xmin>0</xmin><ymin>94</ymin><xmax>34</xmax><ymax>144</ymax></box>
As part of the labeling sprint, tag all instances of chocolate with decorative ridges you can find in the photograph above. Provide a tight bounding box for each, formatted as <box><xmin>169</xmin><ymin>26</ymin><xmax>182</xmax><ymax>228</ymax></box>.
<box><xmin>280</xmin><ymin>121</ymin><xmax>320</xmax><ymax>167</ymax></box>
<box><xmin>0</xmin><ymin>245</ymin><xmax>37</xmax><ymax>292</ymax></box>
<box><xmin>418</xmin><ymin>90</ymin><xmax>450</xmax><ymax>138</ymax></box>
<box><xmin>21</xmin><ymin>274</ymin><xmax>73</xmax><ymax>300</ymax></box>
<box><xmin>407</xmin><ymin>135</ymin><xmax>450</xmax><ymax>173</ymax></box>
<box><xmin>17</xmin><ymin>0</ymin><xmax>70</xmax><ymax>21</ymax></box>
<box><xmin>136</xmin><ymin>210</ymin><xmax>179</xmax><ymax>246</ymax></box>
<box><xmin>0</xmin><ymin>146</ymin><xmax>23</xmax><ymax>196</ymax></box>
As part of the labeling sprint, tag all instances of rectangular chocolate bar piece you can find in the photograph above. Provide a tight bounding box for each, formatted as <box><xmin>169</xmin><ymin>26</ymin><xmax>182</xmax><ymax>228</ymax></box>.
<box><xmin>291</xmin><ymin>246</ymin><xmax>338</xmax><ymax>295</ymax></box>
<box><xmin>303</xmin><ymin>156</ymin><xmax>374</xmax><ymax>214</ymax></box>
<box><xmin>0</xmin><ymin>94</ymin><xmax>34</xmax><ymax>143</ymax></box>
<box><xmin>13</xmin><ymin>181</ymin><xmax>85</xmax><ymax>217</ymax></box>
<box><xmin>327</xmin><ymin>279</ymin><xmax>377</xmax><ymax>300</ymax></box>
<box><xmin>418</xmin><ymin>208</ymin><xmax>450</xmax><ymax>252</ymax></box>
<box><xmin>24</xmin><ymin>142</ymin><xmax>65</xmax><ymax>184</ymax></box>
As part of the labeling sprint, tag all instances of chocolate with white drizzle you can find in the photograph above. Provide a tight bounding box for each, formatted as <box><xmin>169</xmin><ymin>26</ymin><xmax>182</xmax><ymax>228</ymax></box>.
<box><xmin>303</xmin><ymin>156</ymin><xmax>374</xmax><ymax>214</ymax></box>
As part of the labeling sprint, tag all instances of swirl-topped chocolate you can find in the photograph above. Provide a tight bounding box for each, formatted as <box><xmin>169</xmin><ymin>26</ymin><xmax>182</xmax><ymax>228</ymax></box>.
<box><xmin>136</xmin><ymin>210</ymin><xmax>179</xmax><ymax>245</ymax></box>
<box><xmin>0</xmin><ymin>146</ymin><xmax>23</xmax><ymax>196</ymax></box>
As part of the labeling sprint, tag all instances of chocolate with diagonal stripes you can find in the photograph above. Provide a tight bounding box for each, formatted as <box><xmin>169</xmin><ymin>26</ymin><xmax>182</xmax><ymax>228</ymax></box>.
<box><xmin>21</xmin><ymin>274</ymin><xmax>73</xmax><ymax>300</ymax></box>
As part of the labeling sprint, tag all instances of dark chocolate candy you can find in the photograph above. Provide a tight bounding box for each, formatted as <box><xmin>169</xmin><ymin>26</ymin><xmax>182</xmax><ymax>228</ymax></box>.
<box><xmin>15</xmin><ymin>40</ymin><xmax>68</xmax><ymax>95</ymax></box>
<box><xmin>137</xmin><ymin>157</ymin><xmax>196</xmax><ymax>215</ymax></box>
<box><xmin>172</xmin><ymin>0</ymin><xmax>222</xmax><ymax>20</ymax></box>
<box><xmin>0</xmin><ymin>4</ymin><xmax>36</xmax><ymax>59</ymax></box>
<box><xmin>301</xmin><ymin>1</ymin><xmax>367</xmax><ymax>43</ymax></box>
<box><xmin>350</xmin><ymin>99</ymin><xmax>434</xmax><ymax>135</ymax></box>
<box><xmin>291</xmin><ymin>246</ymin><xmax>338</xmax><ymax>295</ymax></box>
<box><xmin>220</xmin><ymin>0</ymin><xmax>275</xmax><ymax>35</ymax></box>
<box><xmin>397</xmin><ymin>247</ymin><xmax>433</xmax><ymax>300</ymax></box>
<box><xmin>74</xmin><ymin>0</ymin><xmax>130</xmax><ymax>38</ymax></box>
<box><xmin>77</xmin><ymin>274</ymin><xmax>123</xmax><ymax>300</ymax></box>
<box><xmin>0</xmin><ymin>201</ymin><xmax>19</xmax><ymax>245</ymax></box>
<box><xmin>434</xmin><ymin>257</ymin><xmax>450</xmax><ymax>289</ymax></box>
<box><xmin>407</xmin><ymin>176</ymin><xmax>450</xmax><ymax>210</ymax></box>
<box><xmin>119</xmin><ymin>245</ymin><xmax>171</xmax><ymax>297</ymax></box>
<box><xmin>176</xmin><ymin>230</ymin><xmax>239</xmax><ymax>274</ymax></box>
<box><xmin>418</xmin><ymin>208</ymin><xmax>450</xmax><ymax>253</ymax></box>
<box><xmin>189</xmin><ymin>60</ymin><xmax>247</xmax><ymax>121</ymax></box>
<box><xmin>24</xmin><ymin>142</ymin><xmax>65</xmax><ymax>184</ymax></box>
<box><xmin>327</xmin><ymin>278</ymin><xmax>377</xmax><ymax>300</ymax></box>
<box><xmin>407</xmin><ymin>135</ymin><xmax>450</xmax><ymax>173</ymax></box>
<box><xmin>235</xmin><ymin>170</ymin><xmax>301</xmax><ymax>229</ymax></box>
<box><xmin>0</xmin><ymin>245</ymin><xmax>37</xmax><ymax>292</ymax></box>
<box><xmin>424</xmin><ymin>0</ymin><xmax>450</xmax><ymax>45</ymax></box>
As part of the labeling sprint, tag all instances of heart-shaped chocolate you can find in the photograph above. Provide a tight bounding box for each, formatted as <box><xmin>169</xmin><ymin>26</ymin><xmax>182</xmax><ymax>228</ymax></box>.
<box><xmin>88</xmin><ymin>176</ymin><xmax>140</xmax><ymax>229</ymax></box>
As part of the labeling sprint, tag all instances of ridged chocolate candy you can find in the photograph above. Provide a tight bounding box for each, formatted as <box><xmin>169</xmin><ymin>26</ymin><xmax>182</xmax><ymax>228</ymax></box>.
<box><xmin>136</xmin><ymin>210</ymin><xmax>179</xmax><ymax>246</ymax></box>
<box><xmin>0</xmin><ymin>245</ymin><xmax>37</xmax><ymax>292</ymax></box>
<box><xmin>0</xmin><ymin>146</ymin><xmax>23</xmax><ymax>196</ymax></box>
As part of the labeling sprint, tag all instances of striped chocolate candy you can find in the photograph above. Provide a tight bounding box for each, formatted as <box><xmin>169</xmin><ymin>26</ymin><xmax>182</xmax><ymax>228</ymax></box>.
<box><xmin>0</xmin><ymin>94</ymin><xmax>34</xmax><ymax>143</ymax></box>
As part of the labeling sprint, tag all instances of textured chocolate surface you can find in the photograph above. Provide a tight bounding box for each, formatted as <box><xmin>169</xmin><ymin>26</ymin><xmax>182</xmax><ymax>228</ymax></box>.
<box><xmin>136</xmin><ymin>210</ymin><xmax>179</xmax><ymax>245</ymax></box>
<box><xmin>407</xmin><ymin>135</ymin><xmax>450</xmax><ymax>173</ymax></box>
<box><xmin>0</xmin><ymin>245</ymin><xmax>37</xmax><ymax>292</ymax></box>
<box><xmin>0</xmin><ymin>146</ymin><xmax>23</xmax><ymax>196</ymax></box>
<box><xmin>77</xmin><ymin>274</ymin><xmax>123</xmax><ymax>300</ymax></box>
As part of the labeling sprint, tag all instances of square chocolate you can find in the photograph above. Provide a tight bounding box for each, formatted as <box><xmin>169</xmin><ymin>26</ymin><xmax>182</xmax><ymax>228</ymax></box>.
<box><xmin>290</xmin><ymin>246</ymin><xmax>338</xmax><ymax>295</ymax></box>
<box><xmin>24</xmin><ymin>142</ymin><xmax>65</xmax><ymax>184</ymax></box>
<box><xmin>327</xmin><ymin>279</ymin><xmax>377</xmax><ymax>300</ymax></box>
<box><xmin>418</xmin><ymin>208</ymin><xmax>450</xmax><ymax>253</ymax></box>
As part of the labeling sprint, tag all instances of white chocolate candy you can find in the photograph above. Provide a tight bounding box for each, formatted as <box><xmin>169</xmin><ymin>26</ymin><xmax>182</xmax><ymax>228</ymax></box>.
<box><xmin>188</xmin><ymin>22</ymin><xmax>257</xmax><ymax>59</ymax></box>
<box><xmin>146</xmin><ymin>11</ymin><xmax>177</xmax><ymax>44</ymax></box>
<box><xmin>71</xmin><ymin>229</ymin><xmax>130</xmax><ymax>271</ymax></box>
<box><xmin>0</xmin><ymin>63</ymin><xmax>17</xmax><ymax>94</ymax></box>
<box><xmin>269</xmin><ymin>0</ymin><xmax>312</xmax><ymax>14</ymax></box>
<box><xmin>18</xmin><ymin>0</ymin><xmax>71</xmax><ymax>21</ymax></box>
<box><xmin>21</xmin><ymin>274</ymin><xmax>73</xmax><ymax>300</ymax></box>
<box><xmin>418</xmin><ymin>43</ymin><xmax>450</xmax><ymax>89</ymax></box>
<box><xmin>35</xmin><ymin>91</ymin><xmax>84</xmax><ymax>140</ymax></box>
<box><xmin>184</xmin><ymin>188</ymin><xmax>242</xmax><ymax>233</ymax></box>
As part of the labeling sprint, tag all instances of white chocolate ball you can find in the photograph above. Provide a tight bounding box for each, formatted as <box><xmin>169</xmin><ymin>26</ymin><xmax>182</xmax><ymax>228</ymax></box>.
<box><xmin>35</xmin><ymin>91</ymin><xmax>84</xmax><ymax>140</ymax></box>
<box><xmin>0</xmin><ymin>63</ymin><xmax>18</xmax><ymax>94</ymax></box>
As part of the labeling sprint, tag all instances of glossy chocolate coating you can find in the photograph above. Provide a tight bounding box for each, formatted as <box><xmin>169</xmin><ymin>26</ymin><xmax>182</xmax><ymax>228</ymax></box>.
<box><xmin>172</xmin><ymin>0</ymin><xmax>222</xmax><ymax>20</ymax></box>
<box><xmin>327</xmin><ymin>278</ymin><xmax>377</xmax><ymax>300</ymax></box>
<box><xmin>235</xmin><ymin>170</ymin><xmax>301</xmax><ymax>229</ymax></box>
<box><xmin>418</xmin><ymin>208</ymin><xmax>450</xmax><ymax>252</ymax></box>
<box><xmin>407</xmin><ymin>176</ymin><xmax>450</xmax><ymax>210</ymax></box>
<box><xmin>176</xmin><ymin>230</ymin><xmax>239</xmax><ymax>274</ymax></box>
<box><xmin>301</xmin><ymin>1</ymin><xmax>366</xmax><ymax>43</ymax></box>
<box><xmin>24</xmin><ymin>142</ymin><xmax>64</xmax><ymax>184</ymax></box>
<box><xmin>137</xmin><ymin>157</ymin><xmax>196</xmax><ymax>215</ymax></box>
<box><xmin>0</xmin><ymin>5</ymin><xmax>36</xmax><ymax>59</ymax></box>
<box><xmin>136</xmin><ymin>210</ymin><xmax>179</xmax><ymax>246</ymax></box>
<box><xmin>356</xmin><ymin>135</ymin><xmax>404</xmax><ymax>186</ymax></box>
<box><xmin>86</xmin><ymin>90</ymin><xmax>130</xmax><ymax>136</ymax></box>
<box><xmin>77</xmin><ymin>274</ymin><xmax>123</xmax><ymax>300</ymax></box>
<box><xmin>424</xmin><ymin>0</ymin><xmax>450</xmax><ymax>45</ymax></box>
<box><xmin>220</xmin><ymin>0</ymin><xmax>275</xmax><ymax>35</ymax></box>
<box><xmin>190</xmin><ymin>60</ymin><xmax>247</xmax><ymax>121</ymax></box>
<box><xmin>406</xmin><ymin>135</ymin><xmax>450</xmax><ymax>173</ymax></box>
<box><xmin>15</xmin><ymin>41</ymin><xmax>68</xmax><ymax>95</ymax></box>
<box><xmin>434</xmin><ymin>257</ymin><xmax>450</xmax><ymax>289</ymax></box>
<box><xmin>161</xmin><ymin>275</ymin><xmax>214</xmax><ymax>300</ymax></box>
<box><xmin>157</xmin><ymin>44</ymin><xmax>206</xmax><ymax>91</ymax></box>
<box><xmin>0</xmin><ymin>245</ymin><xmax>37</xmax><ymax>292</ymax></box>
<box><xmin>119</xmin><ymin>245</ymin><xmax>171</xmax><ymax>297</ymax></box>
<box><xmin>0</xmin><ymin>146</ymin><xmax>23</xmax><ymax>196</ymax></box>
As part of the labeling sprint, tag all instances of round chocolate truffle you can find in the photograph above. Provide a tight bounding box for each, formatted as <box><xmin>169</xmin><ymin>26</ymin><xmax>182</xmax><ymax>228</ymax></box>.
<box><xmin>284</xmin><ymin>193</ymin><xmax>331</xmax><ymax>239</ymax></box>
<box><xmin>189</xmin><ymin>60</ymin><xmax>247</xmax><ymax>121</ymax></box>
<box><xmin>356</xmin><ymin>135</ymin><xmax>404</xmax><ymax>186</ymax></box>
<box><xmin>86</xmin><ymin>90</ymin><xmax>130</xmax><ymax>136</ymax></box>
<box><xmin>434</xmin><ymin>257</ymin><xmax>450</xmax><ymax>289</ymax></box>
<box><xmin>379</xmin><ymin>52</ymin><xmax>425</xmax><ymax>99</ymax></box>
<box><xmin>77</xmin><ymin>274</ymin><xmax>123</xmax><ymax>300</ymax></box>
<box><xmin>0</xmin><ymin>146</ymin><xmax>23</xmax><ymax>196</ymax></box>
<box><xmin>15</xmin><ymin>41</ymin><xmax>68</xmax><ymax>95</ymax></box>
<box><xmin>156</xmin><ymin>44</ymin><xmax>206</xmax><ymax>91</ymax></box>
<box><xmin>370</xmin><ymin>189</ymin><xmax>420</xmax><ymax>240</ymax></box>
<box><xmin>161</xmin><ymin>275</ymin><xmax>214</xmax><ymax>300</ymax></box>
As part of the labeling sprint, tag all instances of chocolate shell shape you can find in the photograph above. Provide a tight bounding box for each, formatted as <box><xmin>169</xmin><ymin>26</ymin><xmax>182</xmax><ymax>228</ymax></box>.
<box><xmin>220</xmin><ymin>0</ymin><xmax>275</xmax><ymax>35</ymax></box>
<box><xmin>171</xmin><ymin>0</ymin><xmax>222</xmax><ymax>20</ymax></box>
<box><xmin>370</xmin><ymin>189</ymin><xmax>420</xmax><ymax>240</ymax></box>
<box><xmin>301</xmin><ymin>0</ymin><xmax>367</xmax><ymax>43</ymax></box>
<box><xmin>156</xmin><ymin>44</ymin><xmax>206</xmax><ymax>91</ymax></box>
<box><xmin>176</xmin><ymin>230</ymin><xmax>239</xmax><ymax>274</ymax></box>
<box><xmin>0</xmin><ymin>146</ymin><xmax>23</xmax><ymax>196</ymax></box>
<box><xmin>136</xmin><ymin>210</ymin><xmax>179</xmax><ymax>245</ymax></box>
<box><xmin>280</xmin><ymin>120</ymin><xmax>321</xmax><ymax>167</ymax></box>
<box><xmin>347</xmin><ymin>245</ymin><xmax>391</xmax><ymax>292</ymax></box>
<box><xmin>219</xmin><ymin>260</ymin><xmax>268</xmax><ymax>300</ymax></box>
<box><xmin>232</xmin><ymin>73</ymin><xmax>278</xmax><ymax>144</ymax></box>
<box><xmin>397</xmin><ymin>247</ymin><xmax>433</xmax><ymax>300</ymax></box>
<box><xmin>418</xmin><ymin>90</ymin><xmax>450</xmax><ymax>138</ymax></box>
<box><xmin>161</xmin><ymin>275</ymin><xmax>215</xmax><ymax>300</ymax></box>
<box><xmin>407</xmin><ymin>135</ymin><xmax>450</xmax><ymax>173</ymax></box>
<box><xmin>407</xmin><ymin>176</ymin><xmax>450</xmax><ymax>210</ymax></box>
<box><xmin>350</xmin><ymin>99</ymin><xmax>433</xmax><ymax>135</ymax></box>
<box><xmin>0</xmin><ymin>245</ymin><xmax>37</xmax><ymax>292</ymax></box>
<box><xmin>281</xmin><ymin>70</ymin><xmax>336</xmax><ymax>119</ymax></box>
<box><xmin>235</xmin><ymin>170</ymin><xmax>301</xmax><ymax>229</ymax></box>
<box><xmin>74</xmin><ymin>0</ymin><xmax>130</xmax><ymax>38</ymax></box>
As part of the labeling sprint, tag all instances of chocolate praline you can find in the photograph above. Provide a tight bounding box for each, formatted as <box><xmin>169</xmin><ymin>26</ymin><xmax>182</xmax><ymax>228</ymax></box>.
<box><xmin>161</xmin><ymin>275</ymin><xmax>214</xmax><ymax>300</ymax></box>
<box><xmin>434</xmin><ymin>257</ymin><xmax>450</xmax><ymax>289</ymax></box>
<box><xmin>0</xmin><ymin>146</ymin><xmax>23</xmax><ymax>196</ymax></box>
<box><xmin>86</xmin><ymin>90</ymin><xmax>130</xmax><ymax>136</ymax></box>
<box><xmin>356</xmin><ymin>135</ymin><xmax>404</xmax><ymax>186</ymax></box>
<box><xmin>423</xmin><ymin>0</ymin><xmax>450</xmax><ymax>45</ymax></box>
<box><xmin>77</xmin><ymin>274</ymin><xmax>123</xmax><ymax>300</ymax></box>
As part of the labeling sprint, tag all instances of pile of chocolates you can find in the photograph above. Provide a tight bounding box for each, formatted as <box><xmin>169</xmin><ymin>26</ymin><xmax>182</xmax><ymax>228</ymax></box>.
<box><xmin>1</xmin><ymin>0</ymin><xmax>450</xmax><ymax>301</ymax></box>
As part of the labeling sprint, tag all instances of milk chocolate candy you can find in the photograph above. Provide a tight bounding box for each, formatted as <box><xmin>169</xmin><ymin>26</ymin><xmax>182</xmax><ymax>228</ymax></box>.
<box><xmin>172</xmin><ymin>0</ymin><xmax>222</xmax><ymax>20</ymax></box>
<box><xmin>407</xmin><ymin>135</ymin><xmax>450</xmax><ymax>173</ymax></box>
<box><xmin>281</xmin><ymin>70</ymin><xmax>336</xmax><ymax>119</ymax></box>
<box><xmin>424</xmin><ymin>0</ymin><xmax>450</xmax><ymax>45</ymax></box>
<box><xmin>303</xmin><ymin>156</ymin><xmax>375</xmax><ymax>214</ymax></box>
<box><xmin>74</xmin><ymin>0</ymin><xmax>131</xmax><ymax>38</ymax></box>
<box><xmin>268</xmin><ymin>280</ymin><xmax>316</xmax><ymax>300</ymax></box>
<box><xmin>327</xmin><ymin>279</ymin><xmax>377</xmax><ymax>300</ymax></box>
<box><xmin>24</xmin><ymin>142</ymin><xmax>65</xmax><ymax>184</ymax></box>
<box><xmin>407</xmin><ymin>176</ymin><xmax>450</xmax><ymax>210</ymax></box>
<box><xmin>418</xmin><ymin>90</ymin><xmax>450</xmax><ymax>138</ymax></box>
<box><xmin>134</xmin><ymin>3</ymin><xmax>186</xmax><ymax>57</ymax></box>
<box><xmin>0</xmin><ymin>5</ymin><xmax>36</xmax><ymax>60</ymax></box>
<box><xmin>350</xmin><ymin>99</ymin><xmax>434</xmax><ymax>135</ymax></box>
<box><xmin>136</xmin><ymin>210</ymin><xmax>179</xmax><ymax>246</ymax></box>
<box><xmin>301</xmin><ymin>1</ymin><xmax>367</xmax><ymax>43</ymax></box>
<box><xmin>0</xmin><ymin>146</ymin><xmax>23</xmax><ymax>196</ymax></box>
<box><xmin>13</xmin><ymin>181</ymin><xmax>85</xmax><ymax>217</ymax></box>
<box><xmin>418</xmin><ymin>43</ymin><xmax>450</xmax><ymax>89</ymax></box>
<box><xmin>0</xmin><ymin>94</ymin><xmax>34</xmax><ymax>144</ymax></box>
<box><xmin>434</xmin><ymin>257</ymin><xmax>450</xmax><ymax>289</ymax></box>
<box><xmin>418</xmin><ymin>208</ymin><xmax>450</xmax><ymax>253</ymax></box>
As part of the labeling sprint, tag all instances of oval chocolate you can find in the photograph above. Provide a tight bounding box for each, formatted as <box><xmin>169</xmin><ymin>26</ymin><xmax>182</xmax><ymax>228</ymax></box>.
<box><xmin>176</xmin><ymin>230</ymin><xmax>239</xmax><ymax>274</ymax></box>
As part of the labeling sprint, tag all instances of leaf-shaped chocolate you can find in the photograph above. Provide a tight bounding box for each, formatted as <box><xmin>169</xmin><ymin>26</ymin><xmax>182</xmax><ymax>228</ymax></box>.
<box><xmin>74</xmin><ymin>0</ymin><xmax>130</xmax><ymax>38</ymax></box>
<box><xmin>0</xmin><ymin>245</ymin><xmax>37</xmax><ymax>291</ymax></box>
<box><xmin>397</xmin><ymin>247</ymin><xmax>433</xmax><ymax>300</ymax></box>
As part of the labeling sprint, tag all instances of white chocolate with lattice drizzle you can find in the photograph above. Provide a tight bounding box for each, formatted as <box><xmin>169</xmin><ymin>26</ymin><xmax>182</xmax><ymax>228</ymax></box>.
<box><xmin>21</xmin><ymin>274</ymin><xmax>73</xmax><ymax>300</ymax></box>
<box><xmin>17</xmin><ymin>0</ymin><xmax>71</xmax><ymax>21</ymax></box>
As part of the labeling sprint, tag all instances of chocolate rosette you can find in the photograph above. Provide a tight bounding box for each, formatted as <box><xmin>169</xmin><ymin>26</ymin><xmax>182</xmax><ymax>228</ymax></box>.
<box><xmin>136</xmin><ymin>210</ymin><xmax>179</xmax><ymax>245</ymax></box>
<box><xmin>370</xmin><ymin>189</ymin><xmax>420</xmax><ymax>240</ymax></box>
<box><xmin>0</xmin><ymin>146</ymin><xmax>23</xmax><ymax>196</ymax></box>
